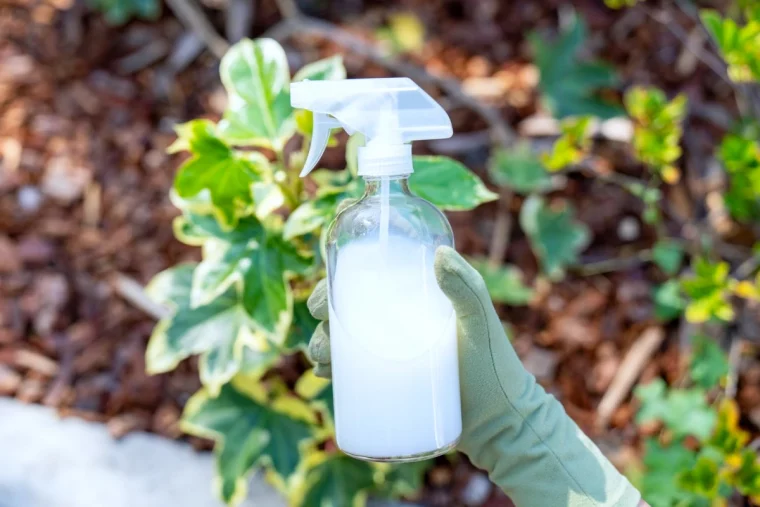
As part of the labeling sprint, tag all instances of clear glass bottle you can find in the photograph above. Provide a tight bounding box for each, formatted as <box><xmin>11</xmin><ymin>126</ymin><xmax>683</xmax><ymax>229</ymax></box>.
<box><xmin>325</xmin><ymin>174</ymin><xmax>462</xmax><ymax>461</ymax></box>
<box><xmin>291</xmin><ymin>76</ymin><xmax>462</xmax><ymax>462</ymax></box>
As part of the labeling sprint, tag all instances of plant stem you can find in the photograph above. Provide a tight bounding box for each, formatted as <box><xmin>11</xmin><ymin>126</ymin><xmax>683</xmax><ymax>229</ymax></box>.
<box><xmin>275</xmin><ymin>149</ymin><xmax>300</xmax><ymax>211</ymax></box>
<box><xmin>573</xmin><ymin>249</ymin><xmax>654</xmax><ymax>276</ymax></box>
<box><xmin>264</xmin><ymin>13</ymin><xmax>516</xmax><ymax>149</ymax></box>
<box><xmin>488</xmin><ymin>189</ymin><xmax>513</xmax><ymax>267</ymax></box>
<box><xmin>725</xmin><ymin>334</ymin><xmax>743</xmax><ymax>399</ymax></box>
<box><xmin>165</xmin><ymin>0</ymin><xmax>229</xmax><ymax>58</ymax></box>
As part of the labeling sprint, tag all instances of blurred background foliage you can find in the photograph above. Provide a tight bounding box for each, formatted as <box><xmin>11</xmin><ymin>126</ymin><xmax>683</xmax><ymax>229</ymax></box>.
<box><xmin>1</xmin><ymin>0</ymin><xmax>760</xmax><ymax>505</ymax></box>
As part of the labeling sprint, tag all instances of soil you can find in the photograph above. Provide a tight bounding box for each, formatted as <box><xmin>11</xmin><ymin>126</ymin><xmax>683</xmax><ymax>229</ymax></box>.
<box><xmin>1</xmin><ymin>0</ymin><xmax>758</xmax><ymax>505</ymax></box>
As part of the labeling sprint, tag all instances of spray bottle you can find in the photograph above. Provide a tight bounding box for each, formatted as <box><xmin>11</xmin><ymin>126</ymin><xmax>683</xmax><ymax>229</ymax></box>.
<box><xmin>291</xmin><ymin>78</ymin><xmax>461</xmax><ymax>462</ymax></box>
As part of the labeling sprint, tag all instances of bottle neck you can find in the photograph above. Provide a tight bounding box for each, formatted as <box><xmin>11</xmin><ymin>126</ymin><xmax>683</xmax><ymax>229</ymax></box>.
<box><xmin>362</xmin><ymin>176</ymin><xmax>412</xmax><ymax>198</ymax></box>
<box><xmin>357</xmin><ymin>145</ymin><xmax>413</xmax><ymax>177</ymax></box>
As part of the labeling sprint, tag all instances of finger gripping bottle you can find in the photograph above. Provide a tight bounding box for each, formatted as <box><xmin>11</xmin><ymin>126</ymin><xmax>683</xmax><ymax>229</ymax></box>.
<box><xmin>292</xmin><ymin>78</ymin><xmax>461</xmax><ymax>462</ymax></box>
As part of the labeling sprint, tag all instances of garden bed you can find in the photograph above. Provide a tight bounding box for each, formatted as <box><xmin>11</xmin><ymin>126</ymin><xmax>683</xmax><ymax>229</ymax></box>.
<box><xmin>1</xmin><ymin>0</ymin><xmax>758</xmax><ymax>505</ymax></box>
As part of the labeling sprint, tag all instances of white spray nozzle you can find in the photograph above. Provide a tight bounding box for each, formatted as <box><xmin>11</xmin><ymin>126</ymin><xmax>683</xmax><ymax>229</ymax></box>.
<box><xmin>291</xmin><ymin>77</ymin><xmax>452</xmax><ymax>177</ymax></box>
<box><xmin>299</xmin><ymin>113</ymin><xmax>343</xmax><ymax>177</ymax></box>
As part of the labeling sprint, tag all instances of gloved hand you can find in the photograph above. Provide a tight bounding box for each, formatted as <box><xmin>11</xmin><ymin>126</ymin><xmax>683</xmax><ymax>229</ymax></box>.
<box><xmin>307</xmin><ymin>246</ymin><xmax>641</xmax><ymax>507</ymax></box>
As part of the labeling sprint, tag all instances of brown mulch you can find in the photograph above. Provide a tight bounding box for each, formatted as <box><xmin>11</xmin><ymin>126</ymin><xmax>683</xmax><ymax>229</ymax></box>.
<box><xmin>1</xmin><ymin>0</ymin><xmax>759</xmax><ymax>505</ymax></box>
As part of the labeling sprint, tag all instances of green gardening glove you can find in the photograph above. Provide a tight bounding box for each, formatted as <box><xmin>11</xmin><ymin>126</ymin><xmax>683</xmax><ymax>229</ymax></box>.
<box><xmin>307</xmin><ymin>246</ymin><xmax>641</xmax><ymax>507</ymax></box>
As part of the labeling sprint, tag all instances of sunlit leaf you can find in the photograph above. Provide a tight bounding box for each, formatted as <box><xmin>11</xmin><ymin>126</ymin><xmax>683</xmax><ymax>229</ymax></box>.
<box><xmin>701</xmin><ymin>10</ymin><xmax>760</xmax><ymax>82</ymax></box>
<box><xmin>293</xmin><ymin>55</ymin><xmax>346</xmax><ymax>82</ymax></box>
<box><xmin>218</xmin><ymin>38</ymin><xmax>295</xmax><ymax>149</ymax></box>
<box><xmin>388</xmin><ymin>12</ymin><xmax>426</xmax><ymax>53</ymax></box>
<box><xmin>251</xmin><ymin>181</ymin><xmax>285</xmax><ymax>219</ymax></box>
<box><xmin>625</xmin><ymin>87</ymin><xmax>687</xmax><ymax>182</ymax></box>
<box><xmin>709</xmin><ymin>399</ymin><xmax>750</xmax><ymax>455</ymax></box>
<box><xmin>519</xmin><ymin>195</ymin><xmax>591</xmax><ymax>280</ymax></box>
<box><xmin>295</xmin><ymin>369</ymin><xmax>334</xmax><ymax>423</ymax></box>
<box><xmin>172</xmin><ymin>120</ymin><xmax>267</xmax><ymax>229</ymax></box>
<box><xmin>542</xmin><ymin>116</ymin><xmax>593</xmax><ymax>171</ymax></box>
<box><xmin>604</xmin><ymin>0</ymin><xmax>641</xmax><ymax>8</ymax></box>
<box><xmin>409</xmin><ymin>156</ymin><xmax>498</xmax><ymax>210</ymax></box>
<box><xmin>681</xmin><ymin>258</ymin><xmax>735</xmax><ymax>323</ymax></box>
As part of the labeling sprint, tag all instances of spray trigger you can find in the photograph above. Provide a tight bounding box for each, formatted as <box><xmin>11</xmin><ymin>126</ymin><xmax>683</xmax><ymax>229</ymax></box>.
<box><xmin>300</xmin><ymin>113</ymin><xmax>343</xmax><ymax>177</ymax></box>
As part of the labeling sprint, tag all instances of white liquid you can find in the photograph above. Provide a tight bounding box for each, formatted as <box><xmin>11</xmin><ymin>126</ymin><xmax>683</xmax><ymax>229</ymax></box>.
<box><xmin>328</xmin><ymin>234</ymin><xmax>462</xmax><ymax>459</ymax></box>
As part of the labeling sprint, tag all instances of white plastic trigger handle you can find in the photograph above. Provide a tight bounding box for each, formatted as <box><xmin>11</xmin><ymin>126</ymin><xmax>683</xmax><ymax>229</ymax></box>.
<box><xmin>300</xmin><ymin>113</ymin><xmax>343</xmax><ymax>177</ymax></box>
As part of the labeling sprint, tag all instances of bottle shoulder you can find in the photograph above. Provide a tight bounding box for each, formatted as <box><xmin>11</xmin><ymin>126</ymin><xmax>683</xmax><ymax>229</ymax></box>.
<box><xmin>327</xmin><ymin>193</ymin><xmax>453</xmax><ymax>247</ymax></box>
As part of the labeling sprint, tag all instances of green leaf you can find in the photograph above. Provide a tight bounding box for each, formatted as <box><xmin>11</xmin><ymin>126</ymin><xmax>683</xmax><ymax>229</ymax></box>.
<box><xmin>718</xmin><ymin>131</ymin><xmax>760</xmax><ymax>222</ymax></box>
<box><xmin>346</xmin><ymin>133</ymin><xmax>365</xmax><ymax>177</ymax></box>
<box><xmin>409</xmin><ymin>156</ymin><xmax>497</xmax><ymax>211</ymax></box>
<box><xmin>218</xmin><ymin>38</ymin><xmax>295</xmax><ymax>149</ymax></box>
<box><xmin>542</xmin><ymin>116</ymin><xmax>594</xmax><ymax>171</ymax></box>
<box><xmin>174</xmin><ymin>211</ymin><xmax>262</xmax><ymax>245</ymax></box>
<box><xmin>488</xmin><ymin>143</ymin><xmax>554</xmax><ymax>194</ymax></box>
<box><xmin>293</xmin><ymin>55</ymin><xmax>346</xmax><ymax>82</ymax></box>
<box><xmin>634</xmin><ymin>379</ymin><xmax>669</xmax><ymax>423</ymax></box>
<box><xmin>652</xmin><ymin>240</ymin><xmax>684</xmax><ymax>275</ymax></box>
<box><xmin>729</xmin><ymin>449</ymin><xmax>760</xmax><ymax>499</ymax></box>
<box><xmin>678</xmin><ymin>454</ymin><xmax>723</xmax><ymax>499</ymax></box>
<box><xmin>295</xmin><ymin>370</ymin><xmax>334</xmax><ymax>423</ymax></box>
<box><xmin>284</xmin><ymin>193</ymin><xmax>342</xmax><ymax>240</ymax></box>
<box><xmin>653</xmin><ymin>280</ymin><xmax>686</xmax><ymax>322</ymax></box>
<box><xmin>182</xmin><ymin>212</ymin><xmax>309</xmax><ymax>340</ymax></box>
<box><xmin>182</xmin><ymin>383</ymin><xmax>314</xmax><ymax>504</ymax></box>
<box><xmin>145</xmin><ymin>265</ymin><xmax>275</xmax><ymax>393</ymax></box>
<box><xmin>379</xmin><ymin>461</ymin><xmax>433</xmax><ymax>498</ymax></box>
<box><xmin>145</xmin><ymin>263</ymin><xmax>195</xmax><ymax>309</ymax></box>
<box><xmin>604</xmin><ymin>0</ymin><xmax>641</xmax><ymax>8</ymax></box>
<box><xmin>293</xmin><ymin>453</ymin><xmax>375</xmax><ymax>507</ymax></box>
<box><xmin>529</xmin><ymin>14</ymin><xmax>622</xmax><ymax>119</ymax></box>
<box><xmin>640</xmin><ymin>438</ymin><xmax>698</xmax><ymax>507</ymax></box>
<box><xmin>519</xmin><ymin>195</ymin><xmax>591</xmax><ymax>280</ymax></box>
<box><xmin>251</xmin><ymin>181</ymin><xmax>285</xmax><ymax>219</ymax></box>
<box><xmin>385</xmin><ymin>12</ymin><xmax>427</xmax><ymax>53</ymax></box>
<box><xmin>681</xmin><ymin>258</ymin><xmax>735</xmax><ymax>323</ymax></box>
<box><xmin>665</xmin><ymin>390</ymin><xmax>718</xmax><ymax>440</ymax></box>
<box><xmin>469</xmin><ymin>258</ymin><xmax>535</xmax><ymax>305</ymax></box>
<box><xmin>700</xmin><ymin>10</ymin><xmax>760</xmax><ymax>83</ymax></box>
<box><xmin>690</xmin><ymin>334</ymin><xmax>729</xmax><ymax>389</ymax></box>
<box><xmin>635</xmin><ymin>379</ymin><xmax>717</xmax><ymax>440</ymax></box>
<box><xmin>284</xmin><ymin>301</ymin><xmax>320</xmax><ymax>352</ymax></box>
<box><xmin>240</xmin><ymin>235</ymin><xmax>310</xmax><ymax>338</ymax></box>
<box><xmin>709</xmin><ymin>399</ymin><xmax>749</xmax><ymax>456</ymax></box>
<box><xmin>88</xmin><ymin>0</ymin><xmax>160</xmax><ymax>24</ymax></box>
<box><xmin>173</xmin><ymin>120</ymin><xmax>267</xmax><ymax>228</ymax></box>
<box><xmin>625</xmin><ymin>87</ymin><xmax>687</xmax><ymax>183</ymax></box>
